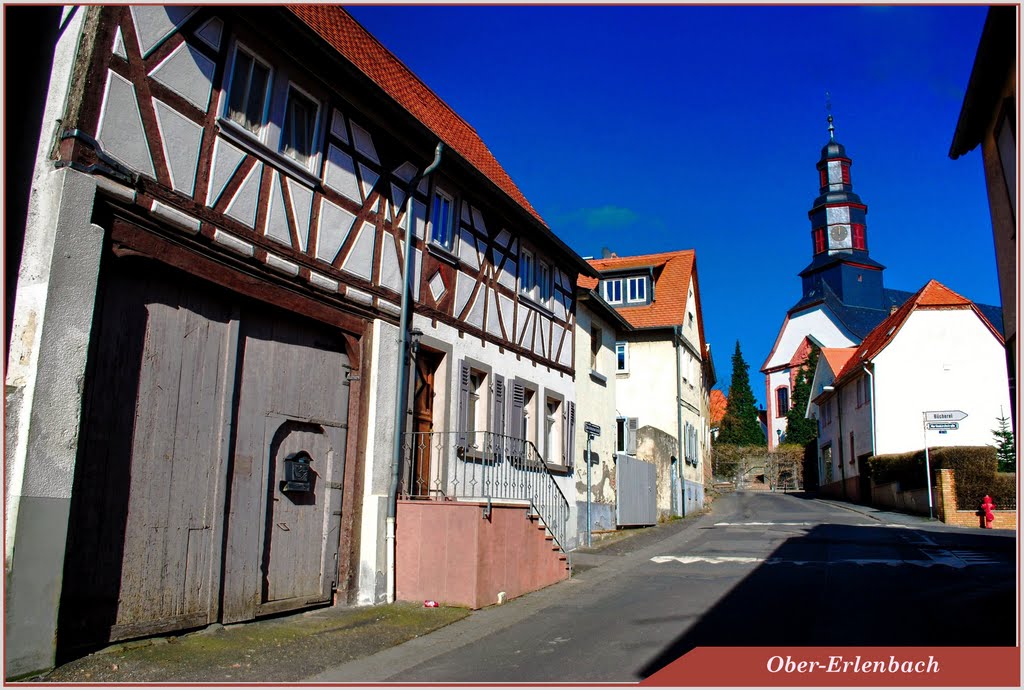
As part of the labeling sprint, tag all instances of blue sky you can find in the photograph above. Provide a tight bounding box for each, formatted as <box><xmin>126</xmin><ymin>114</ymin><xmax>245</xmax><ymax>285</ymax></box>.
<box><xmin>346</xmin><ymin>4</ymin><xmax>999</xmax><ymax>406</ymax></box>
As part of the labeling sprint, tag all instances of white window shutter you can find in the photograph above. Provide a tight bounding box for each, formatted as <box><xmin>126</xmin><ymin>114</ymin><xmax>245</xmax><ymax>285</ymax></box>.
<box><xmin>626</xmin><ymin>417</ymin><xmax>638</xmax><ymax>455</ymax></box>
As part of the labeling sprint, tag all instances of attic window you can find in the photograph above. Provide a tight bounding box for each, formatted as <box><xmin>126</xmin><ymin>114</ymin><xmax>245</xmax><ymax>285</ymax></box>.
<box><xmin>626</xmin><ymin>276</ymin><xmax>647</xmax><ymax>303</ymax></box>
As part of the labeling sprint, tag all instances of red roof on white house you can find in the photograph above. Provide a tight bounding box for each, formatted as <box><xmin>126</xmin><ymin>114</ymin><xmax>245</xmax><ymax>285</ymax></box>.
<box><xmin>832</xmin><ymin>279</ymin><xmax>1002</xmax><ymax>385</ymax></box>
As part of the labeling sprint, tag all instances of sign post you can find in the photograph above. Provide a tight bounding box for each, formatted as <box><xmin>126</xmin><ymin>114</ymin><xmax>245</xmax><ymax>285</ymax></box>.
<box><xmin>584</xmin><ymin>423</ymin><xmax>600</xmax><ymax>547</ymax></box>
<box><xmin>921</xmin><ymin>410</ymin><xmax>968</xmax><ymax>520</ymax></box>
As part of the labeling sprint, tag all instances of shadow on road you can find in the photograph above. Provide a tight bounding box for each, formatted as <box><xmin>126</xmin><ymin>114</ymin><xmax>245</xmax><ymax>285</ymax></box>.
<box><xmin>637</xmin><ymin>523</ymin><xmax>1016</xmax><ymax>679</ymax></box>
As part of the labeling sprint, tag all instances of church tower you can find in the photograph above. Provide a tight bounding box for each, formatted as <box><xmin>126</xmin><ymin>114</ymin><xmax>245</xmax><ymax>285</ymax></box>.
<box><xmin>798</xmin><ymin>114</ymin><xmax>887</xmax><ymax>310</ymax></box>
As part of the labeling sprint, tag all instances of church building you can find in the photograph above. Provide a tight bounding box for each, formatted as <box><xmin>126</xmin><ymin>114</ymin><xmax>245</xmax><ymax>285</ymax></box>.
<box><xmin>761</xmin><ymin>117</ymin><xmax>1002</xmax><ymax>449</ymax></box>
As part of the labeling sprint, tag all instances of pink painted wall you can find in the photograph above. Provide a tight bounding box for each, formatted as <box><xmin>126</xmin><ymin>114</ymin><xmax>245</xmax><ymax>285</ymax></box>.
<box><xmin>395</xmin><ymin>500</ymin><xmax>569</xmax><ymax>609</ymax></box>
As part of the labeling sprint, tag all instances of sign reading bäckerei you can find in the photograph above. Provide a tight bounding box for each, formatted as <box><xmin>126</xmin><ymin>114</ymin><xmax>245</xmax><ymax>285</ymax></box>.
<box><xmin>923</xmin><ymin>410</ymin><xmax>968</xmax><ymax>422</ymax></box>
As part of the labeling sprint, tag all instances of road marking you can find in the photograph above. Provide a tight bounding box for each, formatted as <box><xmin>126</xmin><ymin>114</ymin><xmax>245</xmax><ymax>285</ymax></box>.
<box><xmin>713</xmin><ymin>522</ymin><xmax>816</xmax><ymax>527</ymax></box>
<box><xmin>651</xmin><ymin>555</ymin><xmax>764</xmax><ymax>564</ymax></box>
<box><xmin>650</xmin><ymin>555</ymin><xmax>992</xmax><ymax>569</ymax></box>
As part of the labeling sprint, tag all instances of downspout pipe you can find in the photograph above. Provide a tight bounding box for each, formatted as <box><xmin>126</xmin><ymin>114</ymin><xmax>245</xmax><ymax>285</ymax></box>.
<box><xmin>863</xmin><ymin>364</ymin><xmax>876</xmax><ymax>457</ymax></box>
<box><xmin>386</xmin><ymin>142</ymin><xmax>443</xmax><ymax>604</ymax></box>
<box><xmin>674</xmin><ymin>326</ymin><xmax>686</xmax><ymax>517</ymax></box>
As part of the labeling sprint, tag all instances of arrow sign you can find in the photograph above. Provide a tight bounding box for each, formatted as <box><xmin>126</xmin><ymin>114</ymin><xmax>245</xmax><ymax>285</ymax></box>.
<box><xmin>924</xmin><ymin>410</ymin><xmax>968</xmax><ymax>422</ymax></box>
<box><xmin>927</xmin><ymin>422</ymin><xmax>959</xmax><ymax>430</ymax></box>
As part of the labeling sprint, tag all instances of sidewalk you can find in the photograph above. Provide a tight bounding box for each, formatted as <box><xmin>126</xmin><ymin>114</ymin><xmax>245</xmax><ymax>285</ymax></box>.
<box><xmin>32</xmin><ymin>517</ymin><xmax>690</xmax><ymax>684</ymax></box>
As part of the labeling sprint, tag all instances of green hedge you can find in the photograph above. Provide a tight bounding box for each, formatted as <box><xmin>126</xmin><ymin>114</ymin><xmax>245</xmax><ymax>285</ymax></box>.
<box><xmin>867</xmin><ymin>446</ymin><xmax>1013</xmax><ymax>509</ymax></box>
<box><xmin>989</xmin><ymin>473</ymin><xmax>1017</xmax><ymax>511</ymax></box>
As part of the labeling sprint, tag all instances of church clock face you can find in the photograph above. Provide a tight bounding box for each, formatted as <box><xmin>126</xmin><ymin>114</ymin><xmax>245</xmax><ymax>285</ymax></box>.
<box><xmin>829</xmin><ymin>225</ymin><xmax>850</xmax><ymax>242</ymax></box>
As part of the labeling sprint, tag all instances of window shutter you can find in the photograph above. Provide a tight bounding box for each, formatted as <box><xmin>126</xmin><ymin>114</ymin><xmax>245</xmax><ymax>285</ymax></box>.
<box><xmin>626</xmin><ymin>417</ymin><xmax>638</xmax><ymax>455</ymax></box>
<box><xmin>508</xmin><ymin>380</ymin><xmax>526</xmax><ymax>457</ymax></box>
<box><xmin>492</xmin><ymin>374</ymin><xmax>505</xmax><ymax>438</ymax></box>
<box><xmin>456</xmin><ymin>360</ymin><xmax>471</xmax><ymax>447</ymax></box>
<box><xmin>564</xmin><ymin>401</ymin><xmax>576</xmax><ymax>468</ymax></box>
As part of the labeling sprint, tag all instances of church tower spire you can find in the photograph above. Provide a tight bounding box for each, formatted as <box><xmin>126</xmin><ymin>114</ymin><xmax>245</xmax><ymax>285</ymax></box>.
<box><xmin>798</xmin><ymin>110</ymin><xmax>887</xmax><ymax>310</ymax></box>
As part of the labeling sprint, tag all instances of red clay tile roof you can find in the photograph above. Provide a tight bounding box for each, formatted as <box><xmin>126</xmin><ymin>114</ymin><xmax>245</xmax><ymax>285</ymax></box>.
<box><xmin>288</xmin><ymin>5</ymin><xmax>545</xmax><ymax>227</ymax></box>
<box><xmin>820</xmin><ymin>348</ymin><xmax>857</xmax><ymax>377</ymax></box>
<box><xmin>577</xmin><ymin>274</ymin><xmax>599</xmax><ymax>291</ymax></box>
<box><xmin>586</xmin><ymin>250</ymin><xmax>697</xmax><ymax>328</ymax></box>
<box><xmin>832</xmin><ymin>279</ymin><xmax>1003</xmax><ymax>384</ymax></box>
<box><xmin>710</xmin><ymin>389</ymin><xmax>728</xmax><ymax>425</ymax></box>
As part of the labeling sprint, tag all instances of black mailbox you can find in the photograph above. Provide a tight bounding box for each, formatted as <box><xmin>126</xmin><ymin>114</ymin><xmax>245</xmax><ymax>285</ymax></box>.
<box><xmin>282</xmin><ymin>450</ymin><xmax>312</xmax><ymax>493</ymax></box>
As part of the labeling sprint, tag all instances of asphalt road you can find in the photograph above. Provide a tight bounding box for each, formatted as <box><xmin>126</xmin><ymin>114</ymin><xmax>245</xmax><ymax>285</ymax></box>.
<box><xmin>309</xmin><ymin>491</ymin><xmax>1017</xmax><ymax>683</ymax></box>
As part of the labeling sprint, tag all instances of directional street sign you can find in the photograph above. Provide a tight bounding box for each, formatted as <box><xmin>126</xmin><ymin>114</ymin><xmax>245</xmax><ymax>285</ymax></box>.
<box><xmin>927</xmin><ymin>422</ymin><xmax>959</xmax><ymax>430</ymax></box>
<box><xmin>584</xmin><ymin>422</ymin><xmax>601</xmax><ymax>437</ymax></box>
<box><xmin>924</xmin><ymin>410</ymin><xmax>968</xmax><ymax>423</ymax></box>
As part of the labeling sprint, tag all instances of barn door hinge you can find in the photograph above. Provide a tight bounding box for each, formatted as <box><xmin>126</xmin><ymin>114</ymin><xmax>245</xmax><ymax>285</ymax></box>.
<box><xmin>345</xmin><ymin>371</ymin><xmax>361</xmax><ymax>382</ymax></box>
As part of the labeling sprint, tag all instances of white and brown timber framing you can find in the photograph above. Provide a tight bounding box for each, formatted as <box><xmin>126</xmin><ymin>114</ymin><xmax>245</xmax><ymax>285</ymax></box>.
<box><xmin>62</xmin><ymin>6</ymin><xmax>582</xmax><ymax>379</ymax></box>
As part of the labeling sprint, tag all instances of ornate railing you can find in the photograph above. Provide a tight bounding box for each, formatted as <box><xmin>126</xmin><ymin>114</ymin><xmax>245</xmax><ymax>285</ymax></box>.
<box><xmin>400</xmin><ymin>431</ymin><xmax>570</xmax><ymax>552</ymax></box>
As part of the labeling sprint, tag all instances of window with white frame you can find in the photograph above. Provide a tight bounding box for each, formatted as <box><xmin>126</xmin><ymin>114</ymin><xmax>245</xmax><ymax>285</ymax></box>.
<box><xmin>537</xmin><ymin>261</ymin><xmax>551</xmax><ymax>306</ymax></box>
<box><xmin>603</xmin><ymin>279</ymin><xmax>623</xmax><ymax>304</ymax></box>
<box><xmin>590</xmin><ymin>325</ymin><xmax>602</xmax><ymax>371</ymax></box>
<box><xmin>429</xmin><ymin>187</ymin><xmax>456</xmax><ymax>251</ymax></box>
<box><xmin>519</xmin><ymin>250</ymin><xmax>535</xmax><ymax>299</ymax></box>
<box><xmin>626</xmin><ymin>276</ymin><xmax>647</xmax><ymax>303</ymax></box>
<box><xmin>522</xmin><ymin>386</ymin><xmax>537</xmax><ymax>448</ymax></box>
<box><xmin>281</xmin><ymin>84</ymin><xmax>319</xmax><ymax>165</ymax></box>
<box><xmin>221</xmin><ymin>41</ymin><xmax>326</xmax><ymax>177</ymax></box>
<box><xmin>615</xmin><ymin>341</ymin><xmax>628</xmax><ymax>373</ymax></box>
<box><xmin>544</xmin><ymin>396</ymin><xmax>562</xmax><ymax>464</ymax></box>
<box><xmin>616</xmin><ymin>417</ymin><xmax>626</xmax><ymax>453</ymax></box>
<box><xmin>226</xmin><ymin>44</ymin><xmax>271</xmax><ymax>134</ymax></box>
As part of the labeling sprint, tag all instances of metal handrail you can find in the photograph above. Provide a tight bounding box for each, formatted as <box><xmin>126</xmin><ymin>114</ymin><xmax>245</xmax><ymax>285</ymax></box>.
<box><xmin>400</xmin><ymin>430</ymin><xmax>571</xmax><ymax>551</ymax></box>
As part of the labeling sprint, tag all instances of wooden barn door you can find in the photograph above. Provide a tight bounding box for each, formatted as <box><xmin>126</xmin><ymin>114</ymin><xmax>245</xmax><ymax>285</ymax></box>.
<box><xmin>61</xmin><ymin>252</ymin><xmax>352</xmax><ymax>653</ymax></box>
<box><xmin>60</xmin><ymin>256</ymin><xmax>235</xmax><ymax>653</ymax></box>
<box><xmin>221</xmin><ymin>311</ymin><xmax>349</xmax><ymax>623</ymax></box>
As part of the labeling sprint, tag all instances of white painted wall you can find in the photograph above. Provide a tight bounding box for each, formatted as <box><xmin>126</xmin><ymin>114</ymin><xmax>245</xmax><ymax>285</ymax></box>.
<box><xmin>763</xmin><ymin>306</ymin><xmax>859</xmax><ymax>448</ymax></box>
<box><xmin>573</xmin><ymin>303</ymin><xmax>618</xmax><ymax>505</ymax></box>
<box><xmin>572</xmin><ymin>303</ymin><xmax>619</xmax><ymax>545</ymax></box>
<box><xmin>873</xmin><ymin>309</ymin><xmax>1011</xmax><ymax>454</ymax></box>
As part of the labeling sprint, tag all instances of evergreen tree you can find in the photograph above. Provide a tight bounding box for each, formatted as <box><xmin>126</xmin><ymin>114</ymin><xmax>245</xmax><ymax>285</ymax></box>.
<box><xmin>992</xmin><ymin>409</ymin><xmax>1016</xmax><ymax>473</ymax></box>
<box><xmin>784</xmin><ymin>345</ymin><xmax>820</xmax><ymax>446</ymax></box>
<box><xmin>717</xmin><ymin>341</ymin><xmax>766</xmax><ymax>446</ymax></box>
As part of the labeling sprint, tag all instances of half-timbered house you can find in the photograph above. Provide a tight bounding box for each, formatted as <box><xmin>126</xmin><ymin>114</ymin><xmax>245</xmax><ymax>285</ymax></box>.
<box><xmin>5</xmin><ymin>6</ymin><xmax>593</xmax><ymax>677</ymax></box>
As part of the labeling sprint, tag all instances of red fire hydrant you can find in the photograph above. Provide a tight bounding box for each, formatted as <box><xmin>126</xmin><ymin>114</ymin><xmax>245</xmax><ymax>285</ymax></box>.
<box><xmin>980</xmin><ymin>495</ymin><xmax>996</xmax><ymax>529</ymax></box>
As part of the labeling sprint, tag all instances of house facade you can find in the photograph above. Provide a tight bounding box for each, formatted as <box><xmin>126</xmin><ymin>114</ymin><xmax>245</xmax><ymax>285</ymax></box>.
<box><xmin>5</xmin><ymin>6</ymin><xmax>592</xmax><ymax>677</ymax></box>
<box><xmin>762</xmin><ymin>122</ymin><xmax>1003</xmax><ymax>449</ymax></box>
<box><xmin>808</xmin><ymin>280</ymin><xmax>1012</xmax><ymax>500</ymax></box>
<box><xmin>949</xmin><ymin>5</ymin><xmax>1017</xmax><ymax>427</ymax></box>
<box><xmin>571</xmin><ymin>284</ymin><xmax>632</xmax><ymax>545</ymax></box>
<box><xmin>586</xmin><ymin>250</ymin><xmax>713</xmax><ymax>517</ymax></box>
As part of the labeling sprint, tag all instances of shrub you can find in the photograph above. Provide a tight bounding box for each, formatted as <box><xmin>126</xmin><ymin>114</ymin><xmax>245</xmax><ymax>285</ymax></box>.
<box><xmin>868</xmin><ymin>446</ymin><xmax>1004</xmax><ymax>509</ymax></box>
<box><xmin>987</xmin><ymin>473</ymin><xmax>1017</xmax><ymax>511</ymax></box>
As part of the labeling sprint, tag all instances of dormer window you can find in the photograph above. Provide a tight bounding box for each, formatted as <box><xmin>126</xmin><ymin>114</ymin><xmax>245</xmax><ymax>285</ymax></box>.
<box><xmin>626</xmin><ymin>276</ymin><xmax>647</xmax><ymax>303</ymax></box>
<box><xmin>603</xmin><ymin>279</ymin><xmax>623</xmax><ymax>304</ymax></box>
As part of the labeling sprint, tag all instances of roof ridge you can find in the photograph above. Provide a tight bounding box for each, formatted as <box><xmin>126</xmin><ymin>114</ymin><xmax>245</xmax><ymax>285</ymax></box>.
<box><xmin>326</xmin><ymin>8</ymin><xmax>482</xmax><ymax>140</ymax></box>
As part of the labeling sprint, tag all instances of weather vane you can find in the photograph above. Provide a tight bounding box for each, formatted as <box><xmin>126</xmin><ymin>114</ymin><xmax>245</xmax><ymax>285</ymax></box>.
<box><xmin>826</xmin><ymin>90</ymin><xmax>835</xmax><ymax>140</ymax></box>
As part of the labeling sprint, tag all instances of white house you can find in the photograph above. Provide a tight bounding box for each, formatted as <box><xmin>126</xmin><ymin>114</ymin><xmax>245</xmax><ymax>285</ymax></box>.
<box><xmin>571</xmin><ymin>283</ymin><xmax>632</xmax><ymax>546</ymax></box>
<box><xmin>587</xmin><ymin>249</ymin><xmax>713</xmax><ymax>517</ymax></box>
<box><xmin>807</xmin><ymin>279</ymin><xmax>1011</xmax><ymax>501</ymax></box>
